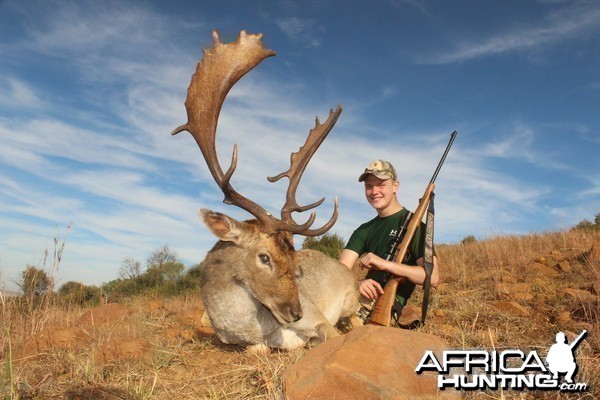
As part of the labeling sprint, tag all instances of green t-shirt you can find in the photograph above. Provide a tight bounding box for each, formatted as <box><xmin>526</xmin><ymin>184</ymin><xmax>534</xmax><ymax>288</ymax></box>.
<box><xmin>345</xmin><ymin>208</ymin><xmax>427</xmax><ymax>305</ymax></box>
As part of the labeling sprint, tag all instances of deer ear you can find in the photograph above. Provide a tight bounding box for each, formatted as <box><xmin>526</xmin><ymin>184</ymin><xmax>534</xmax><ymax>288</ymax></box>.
<box><xmin>199</xmin><ymin>209</ymin><xmax>246</xmax><ymax>244</ymax></box>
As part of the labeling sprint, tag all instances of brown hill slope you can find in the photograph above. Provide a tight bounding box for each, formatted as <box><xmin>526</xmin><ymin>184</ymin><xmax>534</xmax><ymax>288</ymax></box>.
<box><xmin>2</xmin><ymin>229</ymin><xmax>598</xmax><ymax>399</ymax></box>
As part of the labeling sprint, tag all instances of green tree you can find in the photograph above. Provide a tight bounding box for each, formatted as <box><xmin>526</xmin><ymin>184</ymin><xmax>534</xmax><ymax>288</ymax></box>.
<box><xmin>302</xmin><ymin>233</ymin><xmax>345</xmax><ymax>259</ymax></box>
<box><xmin>179</xmin><ymin>263</ymin><xmax>204</xmax><ymax>290</ymax></box>
<box><xmin>101</xmin><ymin>278</ymin><xmax>140</xmax><ymax>300</ymax></box>
<box><xmin>58</xmin><ymin>281</ymin><xmax>101</xmax><ymax>306</ymax></box>
<box><xmin>20</xmin><ymin>265</ymin><xmax>50</xmax><ymax>297</ymax></box>
<box><xmin>106</xmin><ymin>245</ymin><xmax>189</xmax><ymax>298</ymax></box>
<box><xmin>131</xmin><ymin>245</ymin><xmax>186</xmax><ymax>294</ymax></box>
<box><xmin>572</xmin><ymin>213</ymin><xmax>600</xmax><ymax>231</ymax></box>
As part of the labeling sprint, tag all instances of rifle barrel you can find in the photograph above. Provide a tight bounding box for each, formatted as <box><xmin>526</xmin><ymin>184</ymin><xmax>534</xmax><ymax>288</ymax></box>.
<box><xmin>430</xmin><ymin>130</ymin><xmax>458</xmax><ymax>184</ymax></box>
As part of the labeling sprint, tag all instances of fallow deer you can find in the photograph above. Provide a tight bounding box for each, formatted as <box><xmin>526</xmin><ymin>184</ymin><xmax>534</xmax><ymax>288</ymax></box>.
<box><xmin>172</xmin><ymin>30</ymin><xmax>360</xmax><ymax>352</ymax></box>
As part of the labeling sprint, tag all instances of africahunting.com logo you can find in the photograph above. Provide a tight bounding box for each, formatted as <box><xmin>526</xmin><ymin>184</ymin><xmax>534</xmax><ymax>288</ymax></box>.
<box><xmin>416</xmin><ymin>330</ymin><xmax>588</xmax><ymax>392</ymax></box>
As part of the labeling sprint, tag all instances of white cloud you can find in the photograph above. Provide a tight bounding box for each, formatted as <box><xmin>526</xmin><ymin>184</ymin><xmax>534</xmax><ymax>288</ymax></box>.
<box><xmin>21</xmin><ymin>1</ymin><xmax>181</xmax><ymax>57</ymax></box>
<box><xmin>275</xmin><ymin>17</ymin><xmax>323</xmax><ymax>48</ymax></box>
<box><xmin>0</xmin><ymin>78</ymin><xmax>44</xmax><ymax>109</ymax></box>
<box><xmin>419</xmin><ymin>2</ymin><xmax>600</xmax><ymax>64</ymax></box>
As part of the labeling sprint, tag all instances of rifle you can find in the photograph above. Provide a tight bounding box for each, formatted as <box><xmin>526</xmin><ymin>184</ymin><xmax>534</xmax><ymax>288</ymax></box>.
<box><xmin>368</xmin><ymin>130</ymin><xmax>457</xmax><ymax>327</ymax></box>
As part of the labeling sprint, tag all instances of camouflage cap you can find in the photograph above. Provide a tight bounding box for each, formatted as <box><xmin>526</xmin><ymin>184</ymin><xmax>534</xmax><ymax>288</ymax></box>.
<box><xmin>358</xmin><ymin>159</ymin><xmax>397</xmax><ymax>182</ymax></box>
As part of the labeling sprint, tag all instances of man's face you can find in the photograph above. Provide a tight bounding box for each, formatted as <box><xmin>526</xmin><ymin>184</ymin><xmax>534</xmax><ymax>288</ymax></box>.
<box><xmin>363</xmin><ymin>174</ymin><xmax>398</xmax><ymax>212</ymax></box>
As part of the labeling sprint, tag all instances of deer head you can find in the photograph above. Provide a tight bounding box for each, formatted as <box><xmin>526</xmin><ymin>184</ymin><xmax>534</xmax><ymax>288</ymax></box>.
<box><xmin>172</xmin><ymin>30</ymin><xmax>342</xmax><ymax>325</ymax></box>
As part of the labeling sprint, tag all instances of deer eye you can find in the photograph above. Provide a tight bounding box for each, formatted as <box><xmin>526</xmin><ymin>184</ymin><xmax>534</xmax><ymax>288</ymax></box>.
<box><xmin>259</xmin><ymin>254</ymin><xmax>271</xmax><ymax>265</ymax></box>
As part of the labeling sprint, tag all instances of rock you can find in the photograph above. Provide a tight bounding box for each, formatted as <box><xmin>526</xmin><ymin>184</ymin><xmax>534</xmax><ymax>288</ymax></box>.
<box><xmin>537</xmin><ymin>247</ymin><xmax>592</xmax><ymax>265</ymax></box>
<box><xmin>283</xmin><ymin>325</ymin><xmax>458</xmax><ymax>400</ymax></box>
<box><xmin>557</xmin><ymin>261</ymin><xmax>572</xmax><ymax>272</ymax></box>
<box><xmin>490</xmin><ymin>301</ymin><xmax>530</xmax><ymax>317</ymax></box>
<box><xmin>397</xmin><ymin>304</ymin><xmax>421</xmax><ymax>325</ymax></box>
<box><xmin>525</xmin><ymin>262</ymin><xmax>560</xmax><ymax>277</ymax></box>
<box><xmin>494</xmin><ymin>283</ymin><xmax>533</xmax><ymax>300</ymax></box>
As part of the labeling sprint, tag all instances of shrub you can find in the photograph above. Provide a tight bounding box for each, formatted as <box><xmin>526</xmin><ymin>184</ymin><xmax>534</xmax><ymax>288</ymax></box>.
<box><xmin>461</xmin><ymin>235</ymin><xmax>477</xmax><ymax>245</ymax></box>
<box><xmin>19</xmin><ymin>266</ymin><xmax>50</xmax><ymax>298</ymax></box>
<box><xmin>302</xmin><ymin>233</ymin><xmax>345</xmax><ymax>259</ymax></box>
<box><xmin>58</xmin><ymin>281</ymin><xmax>102</xmax><ymax>306</ymax></box>
<box><xmin>572</xmin><ymin>213</ymin><xmax>600</xmax><ymax>231</ymax></box>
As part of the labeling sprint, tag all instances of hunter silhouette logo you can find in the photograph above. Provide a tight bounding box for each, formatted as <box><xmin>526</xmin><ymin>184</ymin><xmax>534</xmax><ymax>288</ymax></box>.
<box><xmin>416</xmin><ymin>330</ymin><xmax>589</xmax><ymax>392</ymax></box>
<box><xmin>546</xmin><ymin>330</ymin><xmax>587</xmax><ymax>384</ymax></box>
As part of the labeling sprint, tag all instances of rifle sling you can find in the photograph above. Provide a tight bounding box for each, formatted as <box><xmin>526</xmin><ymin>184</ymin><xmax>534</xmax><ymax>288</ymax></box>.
<box><xmin>421</xmin><ymin>192</ymin><xmax>435</xmax><ymax>324</ymax></box>
<box><xmin>397</xmin><ymin>193</ymin><xmax>435</xmax><ymax>330</ymax></box>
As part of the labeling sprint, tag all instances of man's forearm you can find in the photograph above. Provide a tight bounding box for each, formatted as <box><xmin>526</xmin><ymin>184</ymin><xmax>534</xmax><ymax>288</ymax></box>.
<box><xmin>379</xmin><ymin>256</ymin><xmax>439</xmax><ymax>287</ymax></box>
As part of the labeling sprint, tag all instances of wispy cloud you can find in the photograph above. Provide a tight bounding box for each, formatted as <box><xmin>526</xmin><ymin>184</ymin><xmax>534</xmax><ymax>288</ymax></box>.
<box><xmin>20</xmin><ymin>1</ymin><xmax>182</xmax><ymax>56</ymax></box>
<box><xmin>0</xmin><ymin>78</ymin><xmax>44</xmax><ymax>109</ymax></box>
<box><xmin>418</xmin><ymin>2</ymin><xmax>600</xmax><ymax>64</ymax></box>
<box><xmin>275</xmin><ymin>17</ymin><xmax>324</xmax><ymax>48</ymax></box>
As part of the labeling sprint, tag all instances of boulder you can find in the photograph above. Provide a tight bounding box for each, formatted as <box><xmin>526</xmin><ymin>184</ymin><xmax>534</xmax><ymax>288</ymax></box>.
<box><xmin>283</xmin><ymin>325</ymin><xmax>458</xmax><ymax>400</ymax></box>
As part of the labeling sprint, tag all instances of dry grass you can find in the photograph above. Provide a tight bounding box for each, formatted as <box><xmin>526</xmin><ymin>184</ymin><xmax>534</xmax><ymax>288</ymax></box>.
<box><xmin>1</xmin><ymin>228</ymin><xmax>598</xmax><ymax>399</ymax></box>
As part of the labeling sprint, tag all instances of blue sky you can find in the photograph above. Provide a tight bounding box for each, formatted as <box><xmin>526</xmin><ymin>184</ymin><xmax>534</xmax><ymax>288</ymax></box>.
<box><xmin>1</xmin><ymin>0</ymin><xmax>599</xmax><ymax>291</ymax></box>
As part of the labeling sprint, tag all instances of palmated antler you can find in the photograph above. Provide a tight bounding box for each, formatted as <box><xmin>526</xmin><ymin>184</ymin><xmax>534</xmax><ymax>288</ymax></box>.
<box><xmin>172</xmin><ymin>30</ymin><xmax>341</xmax><ymax>236</ymax></box>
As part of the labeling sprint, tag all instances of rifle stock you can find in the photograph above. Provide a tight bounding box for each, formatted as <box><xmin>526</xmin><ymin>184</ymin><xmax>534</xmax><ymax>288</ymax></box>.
<box><xmin>368</xmin><ymin>183</ymin><xmax>435</xmax><ymax>326</ymax></box>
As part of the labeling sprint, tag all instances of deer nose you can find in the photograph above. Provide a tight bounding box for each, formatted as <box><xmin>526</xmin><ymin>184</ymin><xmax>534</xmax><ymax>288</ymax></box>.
<box><xmin>291</xmin><ymin>310</ymin><xmax>303</xmax><ymax>322</ymax></box>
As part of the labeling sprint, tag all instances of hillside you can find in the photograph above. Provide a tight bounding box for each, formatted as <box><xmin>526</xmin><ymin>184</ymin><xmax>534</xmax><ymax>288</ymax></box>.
<box><xmin>1</xmin><ymin>228</ymin><xmax>598</xmax><ymax>399</ymax></box>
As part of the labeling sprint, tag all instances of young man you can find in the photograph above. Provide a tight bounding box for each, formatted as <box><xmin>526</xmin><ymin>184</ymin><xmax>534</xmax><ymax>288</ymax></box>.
<box><xmin>338</xmin><ymin>159</ymin><xmax>439</xmax><ymax>323</ymax></box>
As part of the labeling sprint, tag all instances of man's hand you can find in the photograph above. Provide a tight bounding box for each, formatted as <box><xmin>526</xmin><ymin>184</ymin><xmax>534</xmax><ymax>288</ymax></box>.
<box><xmin>359</xmin><ymin>278</ymin><xmax>384</xmax><ymax>300</ymax></box>
<box><xmin>359</xmin><ymin>252</ymin><xmax>385</xmax><ymax>270</ymax></box>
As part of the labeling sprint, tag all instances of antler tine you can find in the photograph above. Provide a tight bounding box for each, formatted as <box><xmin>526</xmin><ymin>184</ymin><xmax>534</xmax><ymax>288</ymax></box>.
<box><xmin>173</xmin><ymin>30</ymin><xmax>342</xmax><ymax>236</ymax></box>
<box><xmin>267</xmin><ymin>105</ymin><xmax>342</xmax><ymax>235</ymax></box>
<box><xmin>171</xmin><ymin>30</ymin><xmax>278</xmax><ymax>226</ymax></box>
